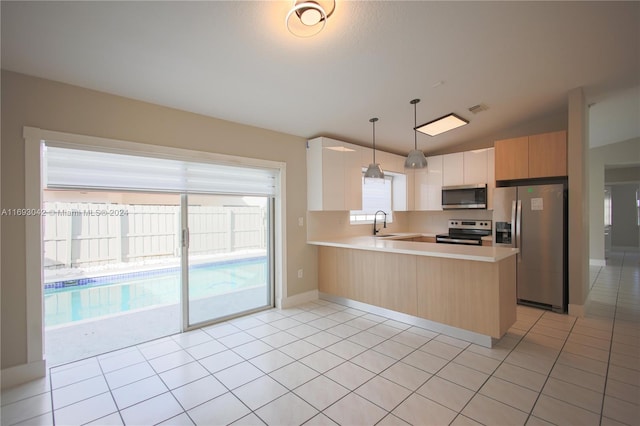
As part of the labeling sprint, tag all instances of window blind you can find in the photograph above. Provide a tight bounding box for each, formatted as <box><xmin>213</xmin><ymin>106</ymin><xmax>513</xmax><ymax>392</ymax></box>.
<box><xmin>44</xmin><ymin>146</ymin><xmax>277</xmax><ymax>196</ymax></box>
<box><xmin>351</xmin><ymin>175</ymin><xmax>393</xmax><ymax>216</ymax></box>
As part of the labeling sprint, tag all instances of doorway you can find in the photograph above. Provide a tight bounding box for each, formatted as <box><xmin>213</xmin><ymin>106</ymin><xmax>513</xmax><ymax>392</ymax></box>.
<box><xmin>184</xmin><ymin>194</ymin><xmax>272</xmax><ymax>328</ymax></box>
<box><xmin>42</xmin><ymin>149</ymin><xmax>276</xmax><ymax>365</ymax></box>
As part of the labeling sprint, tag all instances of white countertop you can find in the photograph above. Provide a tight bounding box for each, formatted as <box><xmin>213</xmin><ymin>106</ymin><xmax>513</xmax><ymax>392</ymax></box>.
<box><xmin>308</xmin><ymin>235</ymin><xmax>518</xmax><ymax>262</ymax></box>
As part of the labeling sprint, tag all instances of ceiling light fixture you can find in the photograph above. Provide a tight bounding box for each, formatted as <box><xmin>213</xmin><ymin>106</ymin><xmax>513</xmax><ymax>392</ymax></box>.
<box><xmin>416</xmin><ymin>113</ymin><xmax>469</xmax><ymax>137</ymax></box>
<box><xmin>404</xmin><ymin>99</ymin><xmax>428</xmax><ymax>169</ymax></box>
<box><xmin>364</xmin><ymin>117</ymin><xmax>384</xmax><ymax>181</ymax></box>
<box><xmin>286</xmin><ymin>0</ymin><xmax>335</xmax><ymax>38</ymax></box>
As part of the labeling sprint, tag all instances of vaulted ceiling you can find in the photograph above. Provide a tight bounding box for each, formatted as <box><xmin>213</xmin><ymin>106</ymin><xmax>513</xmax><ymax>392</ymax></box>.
<box><xmin>2</xmin><ymin>1</ymin><xmax>639</xmax><ymax>154</ymax></box>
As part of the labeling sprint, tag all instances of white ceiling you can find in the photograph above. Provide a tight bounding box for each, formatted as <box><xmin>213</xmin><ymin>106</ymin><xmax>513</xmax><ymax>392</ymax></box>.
<box><xmin>2</xmin><ymin>1</ymin><xmax>639</xmax><ymax>154</ymax></box>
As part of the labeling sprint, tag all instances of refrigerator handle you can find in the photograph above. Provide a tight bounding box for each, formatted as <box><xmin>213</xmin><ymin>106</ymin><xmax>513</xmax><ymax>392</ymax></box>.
<box><xmin>510</xmin><ymin>200</ymin><xmax>517</xmax><ymax>242</ymax></box>
<box><xmin>516</xmin><ymin>199</ymin><xmax>522</xmax><ymax>262</ymax></box>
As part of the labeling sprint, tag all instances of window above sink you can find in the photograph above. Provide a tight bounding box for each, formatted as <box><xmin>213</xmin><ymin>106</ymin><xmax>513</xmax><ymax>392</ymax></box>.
<box><xmin>350</xmin><ymin>170</ymin><xmax>407</xmax><ymax>224</ymax></box>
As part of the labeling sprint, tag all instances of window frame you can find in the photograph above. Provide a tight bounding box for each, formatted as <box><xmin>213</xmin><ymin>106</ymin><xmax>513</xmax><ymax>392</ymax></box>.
<box><xmin>349</xmin><ymin>170</ymin><xmax>396</xmax><ymax>224</ymax></box>
<box><xmin>22</xmin><ymin>126</ymin><xmax>287</xmax><ymax>378</ymax></box>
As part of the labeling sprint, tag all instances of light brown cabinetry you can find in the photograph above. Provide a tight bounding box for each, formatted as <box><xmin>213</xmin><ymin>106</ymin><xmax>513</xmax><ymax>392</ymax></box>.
<box><xmin>416</xmin><ymin>257</ymin><xmax>515</xmax><ymax>338</ymax></box>
<box><xmin>318</xmin><ymin>247</ymin><xmax>418</xmax><ymax>315</ymax></box>
<box><xmin>494</xmin><ymin>130</ymin><xmax>567</xmax><ymax>181</ymax></box>
<box><xmin>495</xmin><ymin>136</ymin><xmax>529</xmax><ymax>180</ymax></box>
<box><xmin>528</xmin><ymin>131</ymin><xmax>567</xmax><ymax>178</ymax></box>
<box><xmin>317</xmin><ymin>246</ymin><xmax>516</xmax><ymax>338</ymax></box>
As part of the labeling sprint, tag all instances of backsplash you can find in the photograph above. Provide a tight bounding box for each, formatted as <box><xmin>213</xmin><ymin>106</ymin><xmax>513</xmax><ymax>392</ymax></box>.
<box><xmin>407</xmin><ymin>209</ymin><xmax>494</xmax><ymax>234</ymax></box>
<box><xmin>306</xmin><ymin>211</ymin><xmax>411</xmax><ymax>240</ymax></box>
<box><xmin>306</xmin><ymin>209</ymin><xmax>493</xmax><ymax>240</ymax></box>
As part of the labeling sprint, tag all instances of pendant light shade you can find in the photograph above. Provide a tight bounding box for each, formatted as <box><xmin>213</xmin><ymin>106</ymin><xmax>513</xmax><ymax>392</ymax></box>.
<box><xmin>405</xmin><ymin>149</ymin><xmax>428</xmax><ymax>169</ymax></box>
<box><xmin>404</xmin><ymin>99</ymin><xmax>428</xmax><ymax>169</ymax></box>
<box><xmin>364</xmin><ymin>118</ymin><xmax>384</xmax><ymax>180</ymax></box>
<box><xmin>364</xmin><ymin>163</ymin><xmax>384</xmax><ymax>179</ymax></box>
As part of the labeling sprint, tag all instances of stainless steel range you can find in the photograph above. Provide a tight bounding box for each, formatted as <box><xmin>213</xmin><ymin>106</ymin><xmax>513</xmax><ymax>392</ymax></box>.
<box><xmin>436</xmin><ymin>220</ymin><xmax>492</xmax><ymax>246</ymax></box>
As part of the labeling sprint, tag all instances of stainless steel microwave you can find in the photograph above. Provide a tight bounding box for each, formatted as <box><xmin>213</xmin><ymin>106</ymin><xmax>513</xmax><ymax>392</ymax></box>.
<box><xmin>441</xmin><ymin>184</ymin><xmax>488</xmax><ymax>209</ymax></box>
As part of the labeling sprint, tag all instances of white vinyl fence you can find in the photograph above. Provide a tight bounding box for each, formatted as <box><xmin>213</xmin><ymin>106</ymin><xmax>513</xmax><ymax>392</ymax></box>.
<box><xmin>43</xmin><ymin>202</ymin><xmax>267</xmax><ymax>269</ymax></box>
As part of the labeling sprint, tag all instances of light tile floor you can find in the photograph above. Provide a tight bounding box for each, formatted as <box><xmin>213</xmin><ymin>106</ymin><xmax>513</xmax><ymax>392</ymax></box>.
<box><xmin>2</xmin><ymin>251</ymin><xmax>639</xmax><ymax>425</ymax></box>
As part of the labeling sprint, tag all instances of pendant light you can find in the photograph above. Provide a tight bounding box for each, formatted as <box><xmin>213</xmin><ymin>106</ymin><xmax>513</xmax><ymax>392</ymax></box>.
<box><xmin>364</xmin><ymin>117</ymin><xmax>384</xmax><ymax>180</ymax></box>
<box><xmin>404</xmin><ymin>98</ymin><xmax>428</xmax><ymax>169</ymax></box>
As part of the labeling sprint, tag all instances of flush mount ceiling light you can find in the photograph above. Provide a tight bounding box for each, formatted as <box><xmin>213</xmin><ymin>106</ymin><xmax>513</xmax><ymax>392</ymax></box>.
<box><xmin>286</xmin><ymin>0</ymin><xmax>336</xmax><ymax>38</ymax></box>
<box><xmin>416</xmin><ymin>113</ymin><xmax>469</xmax><ymax>137</ymax></box>
<box><xmin>364</xmin><ymin>117</ymin><xmax>385</xmax><ymax>181</ymax></box>
<box><xmin>404</xmin><ymin>99</ymin><xmax>428</xmax><ymax>169</ymax></box>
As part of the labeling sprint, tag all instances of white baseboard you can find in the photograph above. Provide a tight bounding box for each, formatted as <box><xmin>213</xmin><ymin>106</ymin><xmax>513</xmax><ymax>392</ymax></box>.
<box><xmin>279</xmin><ymin>290</ymin><xmax>319</xmax><ymax>309</ymax></box>
<box><xmin>590</xmin><ymin>259</ymin><xmax>606</xmax><ymax>267</ymax></box>
<box><xmin>1</xmin><ymin>360</ymin><xmax>46</xmax><ymax>389</ymax></box>
<box><xmin>320</xmin><ymin>292</ymin><xmax>494</xmax><ymax>348</ymax></box>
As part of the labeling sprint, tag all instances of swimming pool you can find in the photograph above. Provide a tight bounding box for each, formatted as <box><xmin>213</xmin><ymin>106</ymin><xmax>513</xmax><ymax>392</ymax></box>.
<box><xmin>44</xmin><ymin>256</ymin><xmax>268</xmax><ymax>327</ymax></box>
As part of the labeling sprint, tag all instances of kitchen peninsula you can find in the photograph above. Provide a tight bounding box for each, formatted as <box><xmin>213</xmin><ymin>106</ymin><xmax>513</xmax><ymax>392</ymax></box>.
<box><xmin>308</xmin><ymin>236</ymin><xmax>519</xmax><ymax>347</ymax></box>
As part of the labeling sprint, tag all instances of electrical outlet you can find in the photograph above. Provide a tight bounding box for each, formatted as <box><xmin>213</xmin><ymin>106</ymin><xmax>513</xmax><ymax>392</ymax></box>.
<box><xmin>298</xmin><ymin>217</ymin><xmax>304</xmax><ymax>227</ymax></box>
<box><xmin>297</xmin><ymin>269</ymin><xmax>303</xmax><ymax>279</ymax></box>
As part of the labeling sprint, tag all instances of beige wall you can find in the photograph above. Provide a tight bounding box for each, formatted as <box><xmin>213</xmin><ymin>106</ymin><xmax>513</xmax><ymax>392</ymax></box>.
<box><xmin>567</xmin><ymin>87</ymin><xmax>590</xmax><ymax>314</ymax></box>
<box><xmin>1</xmin><ymin>70</ymin><xmax>316</xmax><ymax>370</ymax></box>
<box><xmin>589</xmin><ymin>138</ymin><xmax>640</xmax><ymax>262</ymax></box>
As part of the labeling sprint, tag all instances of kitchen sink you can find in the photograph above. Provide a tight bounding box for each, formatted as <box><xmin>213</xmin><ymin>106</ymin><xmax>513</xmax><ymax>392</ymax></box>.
<box><xmin>375</xmin><ymin>233</ymin><xmax>399</xmax><ymax>238</ymax></box>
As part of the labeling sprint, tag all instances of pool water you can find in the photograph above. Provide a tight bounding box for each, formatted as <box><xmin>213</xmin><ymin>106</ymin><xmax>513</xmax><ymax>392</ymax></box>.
<box><xmin>44</xmin><ymin>257</ymin><xmax>268</xmax><ymax>327</ymax></box>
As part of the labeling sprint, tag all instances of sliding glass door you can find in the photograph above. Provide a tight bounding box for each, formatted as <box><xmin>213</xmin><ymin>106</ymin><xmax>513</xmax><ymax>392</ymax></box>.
<box><xmin>43</xmin><ymin>191</ymin><xmax>183</xmax><ymax>365</ymax></box>
<box><xmin>43</xmin><ymin>191</ymin><xmax>274</xmax><ymax>364</ymax></box>
<box><xmin>184</xmin><ymin>194</ymin><xmax>272</xmax><ymax>328</ymax></box>
<box><xmin>43</xmin><ymin>144</ymin><xmax>278</xmax><ymax>363</ymax></box>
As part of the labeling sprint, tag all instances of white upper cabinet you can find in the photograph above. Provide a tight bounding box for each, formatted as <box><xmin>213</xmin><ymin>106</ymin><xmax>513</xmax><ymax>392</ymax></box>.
<box><xmin>411</xmin><ymin>148</ymin><xmax>495</xmax><ymax>211</ymax></box>
<box><xmin>307</xmin><ymin>137</ymin><xmax>363</xmax><ymax>211</ymax></box>
<box><xmin>346</xmin><ymin>144</ymin><xmax>366</xmax><ymax>210</ymax></box>
<box><xmin>442</xmin><ymin>152</ymin><xmax>464</xmax><ymax>186</ymax></box>
<box><xmin>365</xmin><ymin>149</ymin><xmax>404</xmax><ymax>174</ymax></box>
<box><xmin>414</xmin><ymin>155</ymin><xmax>443</xmax><ymax>211</ymax></box>
<box><xmin>463</xmin><ymin>149</ymin><xmax>488</xmax><ymax>184</ymax></box>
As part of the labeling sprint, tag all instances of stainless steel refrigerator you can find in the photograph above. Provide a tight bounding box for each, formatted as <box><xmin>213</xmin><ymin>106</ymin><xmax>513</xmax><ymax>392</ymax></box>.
<box><xmin>493</xmin><ymin>184</ymin><xmax>567</xmax><ymax>313</ymax></box>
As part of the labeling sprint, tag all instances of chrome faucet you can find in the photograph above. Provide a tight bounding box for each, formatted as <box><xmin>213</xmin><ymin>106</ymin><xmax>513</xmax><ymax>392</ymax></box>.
<box><xmin>373</xmin><ymin>210</ymin><xmax>387</xmax><ymax>235</ymax></box>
